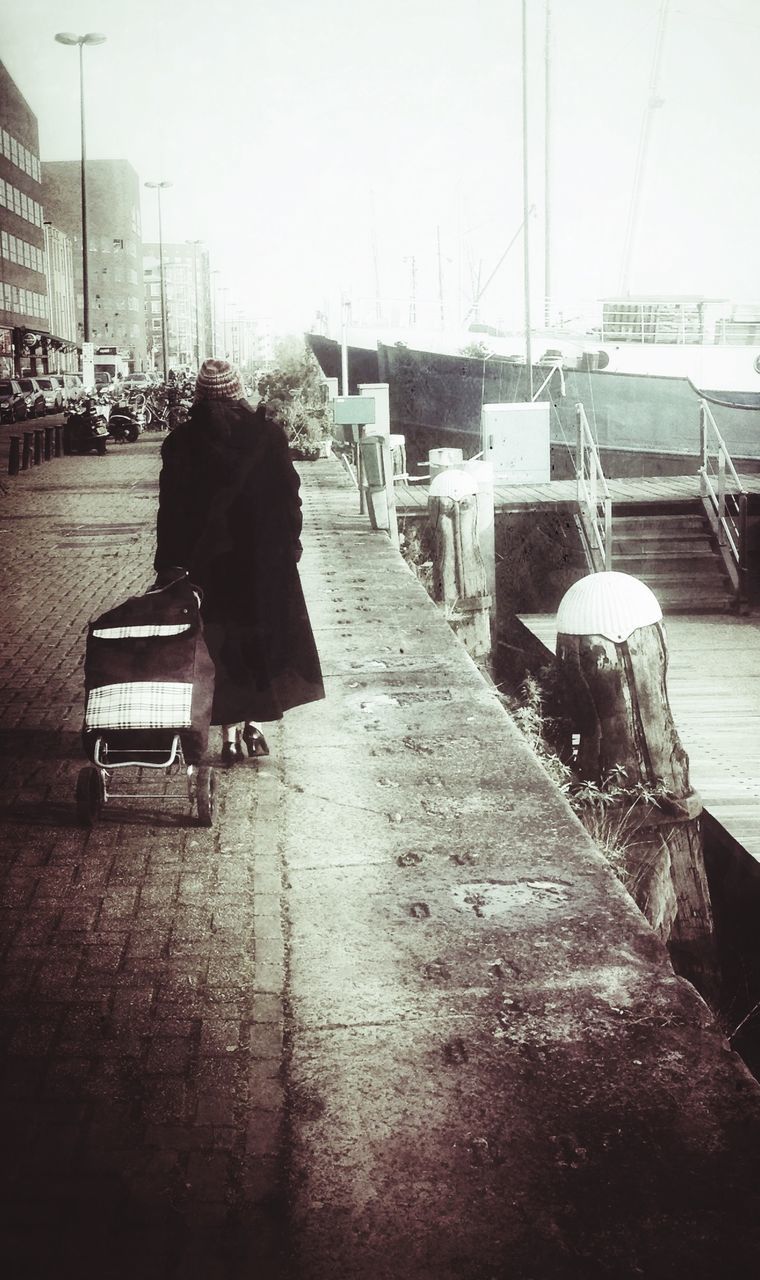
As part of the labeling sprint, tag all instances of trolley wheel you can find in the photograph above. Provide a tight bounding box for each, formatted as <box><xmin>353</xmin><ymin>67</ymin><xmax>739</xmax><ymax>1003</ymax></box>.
<box><xmin>76</xmin><ymin>765</ymin><xmax>104</xmax><ymax>827</ymax></box>
<box><xmin>196</xmin><ymin>765</ymin><xmax>217</xmax><ymax>827</ymax></box>
<box><xmin>125</xmin><ymin>422</ymin><xmax>140</xmax><ymax>443</ymax></box>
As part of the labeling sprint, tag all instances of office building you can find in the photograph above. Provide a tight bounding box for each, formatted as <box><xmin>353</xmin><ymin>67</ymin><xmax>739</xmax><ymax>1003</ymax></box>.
<box><xmin>42</xmin><ymin>158</ymin><xmax>147</xmax><ymax>369</ymax></box>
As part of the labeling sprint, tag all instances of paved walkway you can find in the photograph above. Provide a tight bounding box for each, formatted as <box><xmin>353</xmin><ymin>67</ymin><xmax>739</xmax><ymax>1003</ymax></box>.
<box><xmin>2</xmin><ymin>440</ymin><xmax>760</xmax><ymax>1279</ymax></box>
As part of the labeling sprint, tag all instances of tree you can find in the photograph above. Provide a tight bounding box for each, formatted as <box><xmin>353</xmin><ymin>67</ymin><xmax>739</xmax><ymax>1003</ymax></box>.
<box><xmin>257</xmin><ymin>336</ymin><xmax>330</xmax><ymax>458</ymax></box>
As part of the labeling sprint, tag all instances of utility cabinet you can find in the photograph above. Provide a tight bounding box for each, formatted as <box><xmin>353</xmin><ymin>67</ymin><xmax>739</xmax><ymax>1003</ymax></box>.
<box><xmin>481</xmin><ymin>402</ymin><xmax>550</xmax><ymax>483</ymax></box>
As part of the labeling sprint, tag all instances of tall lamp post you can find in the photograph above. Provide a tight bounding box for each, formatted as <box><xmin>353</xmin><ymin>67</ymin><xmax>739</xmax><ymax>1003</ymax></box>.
<box><xmin>54</xmin><ymin>31</ymin><xmax>106</xmax><ymax>347</ymax></box>
<box><xmin>210</xmin><ymin>270</ymin><xmax>220</xmax><ymax>355</ymax></box>
<box><xmin>186</xmin><ymin>240</ymin><xmax>202</xmax><ymax>369</ymax></box>
<box><xmin>144</xmin><ymin>180</ymin><xmax>172</xmax><ymax>381</ymax></box>
<box><xmin>219</xmin><ymin>288</ymin><xmax>229</xmax><ymax>359</ymax></box>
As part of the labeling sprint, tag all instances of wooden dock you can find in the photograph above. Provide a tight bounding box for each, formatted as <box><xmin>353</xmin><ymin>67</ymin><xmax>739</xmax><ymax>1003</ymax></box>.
<box><xmin>518</xmin><ymin>613</ymin><xmax>760</xmax><ymax>863</ymax></box>
<box><xmin>396</xmin><ymin>472</ymin><xmax>760</xmax><ymax>515</ymax></box>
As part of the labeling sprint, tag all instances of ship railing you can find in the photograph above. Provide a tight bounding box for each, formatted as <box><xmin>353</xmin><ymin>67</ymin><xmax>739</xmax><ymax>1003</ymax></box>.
<box><xmin>575</xmin><ymin>403</ymin><xmax>612</xmax><ymax>573</ymax></box>
<box><xmin>698</xmin><ymin>401</ymin><xmax>748</xmax><ymax>606</ymax></box>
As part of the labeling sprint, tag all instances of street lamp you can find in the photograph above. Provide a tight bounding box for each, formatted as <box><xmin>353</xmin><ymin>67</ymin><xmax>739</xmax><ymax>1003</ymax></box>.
<box><xmin>54</xmin><ymin>32</ymin><xmax>106</xmax><ymax>346</ymax></box>
<box><xmin>219</xmin><ymin>287</ymin><xmax>229</xmax><ymax>358</ymax></box>
<box><xmin>144</xmin><ymin>180</ymin><xmax>172</xmax><ymax>382</ymax></box>
<box><xmin>210</xmin><ymin>270</ymin><xmax>220</xmax><ymax>355</ymax></box>
<box><xmin>186</xmin><ymin>240</ymin><xmax>202</xmax><ymax>369</ymax></box>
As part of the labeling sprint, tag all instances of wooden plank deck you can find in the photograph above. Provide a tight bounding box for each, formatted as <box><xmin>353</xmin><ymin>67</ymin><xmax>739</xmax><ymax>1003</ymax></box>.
<box><xmin>396</xmin><ymin>472</ymin><xmax>760</xmax><ymax>515</ymax></box>
<box><xmin>518</xmin><ymin>613</ymin><xmax>760</xmax><ymax>864</ymax></box>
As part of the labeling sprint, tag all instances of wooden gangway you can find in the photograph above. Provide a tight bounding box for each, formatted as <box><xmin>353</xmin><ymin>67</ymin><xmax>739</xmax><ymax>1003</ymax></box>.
<box><xmin>519</xmin><ymin>612</ymin><xmax>760</xmax><ymax>864</ymax></box>
<box><xmin>395</xmin><ymin>471</ymin><xmax>760</xmax><ymax>516</ymax></box>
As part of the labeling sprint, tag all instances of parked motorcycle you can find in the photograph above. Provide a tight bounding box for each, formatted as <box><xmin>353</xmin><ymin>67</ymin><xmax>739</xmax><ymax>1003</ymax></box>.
<box><xmin>108</xmin><ymin>399</ymin><xmax>142</xmax><ymax>443</ymax></box>
<box><xmin>62</xmin><ymin>397</ymin><xmax>110</xmax><ymax>455</ymax></box>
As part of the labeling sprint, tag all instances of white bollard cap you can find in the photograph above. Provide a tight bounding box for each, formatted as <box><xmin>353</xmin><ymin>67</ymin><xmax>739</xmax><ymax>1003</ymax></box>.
<box><xmin>557</xmin><ymin>571</ymin><xmax>663</xmax><ymax>644</ymax></box>
<box><xmin>428</xmin><ymin>469</ymin><xmax>479</xmax><ymax>501</ymax></box>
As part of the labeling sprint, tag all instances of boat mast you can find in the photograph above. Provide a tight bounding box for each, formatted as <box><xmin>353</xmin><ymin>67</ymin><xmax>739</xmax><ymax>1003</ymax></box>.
<box><xmin>618</xmin><ymin>0</ymin><xmax>670</xmax><ymax>295</ymax></box>
<box><xmin>522</xmin><ymin>0</ymin><xmax>533</xmax><ymax>395</ymax></box>
<box><xmin>544</xmin><ymin>0</ymin><xmax>552</xmax><ymax>328</ymax></box>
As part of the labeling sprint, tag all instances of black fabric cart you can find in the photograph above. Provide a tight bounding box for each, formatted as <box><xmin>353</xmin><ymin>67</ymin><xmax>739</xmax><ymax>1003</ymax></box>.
<box><xmin>77</xmin><ymin>573</ymin><xmax>217</xmax><ymax>826</ymax></box>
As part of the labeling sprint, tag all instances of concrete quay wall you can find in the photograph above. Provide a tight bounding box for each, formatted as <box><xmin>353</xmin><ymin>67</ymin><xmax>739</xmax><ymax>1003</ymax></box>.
<box><xmin>0</xmin><ymin>444</ymin><xmax>759</xmax><ymax>1278</ymax></box>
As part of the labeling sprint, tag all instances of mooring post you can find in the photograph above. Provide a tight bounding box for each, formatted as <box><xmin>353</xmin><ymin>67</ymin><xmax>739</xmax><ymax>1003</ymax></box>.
<box><xmin>44</xmin><ymin>426</ymin><xmax>54</xmax><ymax>460</ymax></box>
<box><xmin>555</xmin><ymin>571</ymin><xmax>716</xmax><ymax>995</ymax></box>
<box><xmin>34</xmin><ymin>428</ymin><xmax>44</xmax><ymax>466</ymax></box>
<box><xmin>22</xmin><ymin>431</ymin><xmax>33</xmax><ymax>470</ymax></box>
<box><xmin>54</xmin><ymin>423</ymin><xmax>63</xmax><ymax>457</ymax></box>
<box><xmin>8</xmin><ymin>437</ymin><xmax>20</xmax><ymax>476</ymax></box>
<box><xmin>427</xmin><ymin>469</ymin><xmax>492</xmax><ymax>659</ymax></box>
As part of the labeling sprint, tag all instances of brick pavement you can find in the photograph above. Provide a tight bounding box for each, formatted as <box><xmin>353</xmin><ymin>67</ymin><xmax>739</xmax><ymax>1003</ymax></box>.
<box><xmin>0</xmin><ymin>437</ymin><xmax>289</xmax><ymax>1279</ymax></box>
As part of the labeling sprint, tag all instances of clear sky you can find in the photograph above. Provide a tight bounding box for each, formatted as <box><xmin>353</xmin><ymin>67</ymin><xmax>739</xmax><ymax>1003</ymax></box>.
<box><xmin>1</xmin><ymin>0</ymin><xmax>759</xmax><ymax>337</ymax></box>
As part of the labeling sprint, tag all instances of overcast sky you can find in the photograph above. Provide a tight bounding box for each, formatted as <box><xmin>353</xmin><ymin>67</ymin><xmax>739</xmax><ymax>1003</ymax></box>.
<box><xmin>2</xmin><ymin>0</ymin><xmax>759</xmax><ymax>336</ymax></box>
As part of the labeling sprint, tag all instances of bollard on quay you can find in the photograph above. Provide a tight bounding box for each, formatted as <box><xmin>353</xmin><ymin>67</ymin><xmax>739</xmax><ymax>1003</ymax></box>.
<box><xmin>555</xmin><ymin>570</ymin><xmax>716</xmax><ymax>995</ymax></box>
<box><xmin>34</xmin><ymin>428</ymin><xmax>44</xmax><ymax>465</ymax></box>
<box><xmin>22</xmin><ymin>431</ymin><xmax>33</xmax><ymax>469</ymax></box>
<box><xmin>44</xmin><ymin>425</ymin><xmax>54</xmax><ymax>460</ymax></box>
<box><xmin>8</xmin><ymin>436</ymin><xmax>20</xmax><ymax>476</ymax></box>
<box><xmin>54</xmin><ymin>423</ymin><xmax>63</xmax><ymax>457</ymax></box>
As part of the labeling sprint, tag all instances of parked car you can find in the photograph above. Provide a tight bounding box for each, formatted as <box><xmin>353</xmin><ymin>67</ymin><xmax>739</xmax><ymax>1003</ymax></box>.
<box><xmin>60</xmin><ymin>372</ymin><xmax>84</xmax><ymax>396</ymax></box>
<box><xmin>0</xmin><ymin>378</ymin><xmax>28</xmax><ymax>422</ymax></box>
<box><xmin>18</xmin><ymin>377</ymin><xmax>46</xmax><ymax>418</ymax></box>
<box><xmin>32</xmin><ymin>375</ymin><xmax>65</xmax><ymax>414</ymax></box>
<box><xmin>121</xmin><ymin>372</ymin><xmax>152</xmax><ymax>390</ymax></box>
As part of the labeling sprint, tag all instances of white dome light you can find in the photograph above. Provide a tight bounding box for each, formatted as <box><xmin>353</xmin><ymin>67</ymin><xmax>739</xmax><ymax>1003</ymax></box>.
<box><xmin>557</xmin><ymin>572</ymin><xmax>663</xmax><ymax>644</ymax></box>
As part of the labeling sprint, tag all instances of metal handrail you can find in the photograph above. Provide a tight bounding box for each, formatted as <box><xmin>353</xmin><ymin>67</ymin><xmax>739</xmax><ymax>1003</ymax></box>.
<box><xmin>698</xmin><ymin>400</ymin><xmax>748</xmax><ymax>604</ymax></box>
<box><xmin>575</xmin><ymin>403</ymin><xmax>612</xmax><ymax>572</ymax></box>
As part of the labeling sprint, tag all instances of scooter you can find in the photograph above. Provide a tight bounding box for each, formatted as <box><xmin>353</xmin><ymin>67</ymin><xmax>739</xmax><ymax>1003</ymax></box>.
<box><xmin>62</xmin><ymin>397</ymin><xmax>110</xmax><ymax>455</ymax></box>
<box><xmin>108</xmin><ymin>399</ymin><xmax>142</xmax><ymax>443</ymax></box>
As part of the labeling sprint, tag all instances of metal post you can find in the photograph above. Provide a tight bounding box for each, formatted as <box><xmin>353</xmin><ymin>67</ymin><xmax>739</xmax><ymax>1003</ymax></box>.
<box><xmin>44</xmin><ymin>426</ymin><xmax>54</xmax><ymax>459</ymax></box>
<box><xmin>521</xmin><ymin>0</ymin><xmax>533</xmax><ymax>397</ymax></box>
<box><xmin>79</xmin><ymin>42</ymin><xmax>90</xmax><ymax>343</ymax></box>
<box><xmin>54</xmin><ymin>424</ymin><xmax>63</xmax><ymax>457</ymax></box>
<box><xmin>34</xmin><ymin>429</ymin><xmax>44</xmax><ymax>465</ymax></box>
<box><xmin>22</xmin><ymin>432</ymin><xmax>33</xmax><ymax>469</ymax></box>
<box><xmin>8</xmin><ymin>437</ymin><xmax>20</xmax><ymax>475</ymax></box>
<box><xmin>157</xmin><ymin>191</ymin><xmax>168</xmax><ymax>381</ymax></box>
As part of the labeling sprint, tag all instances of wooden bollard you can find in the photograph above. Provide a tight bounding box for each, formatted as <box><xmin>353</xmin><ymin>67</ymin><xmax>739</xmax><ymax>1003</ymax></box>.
<box><xmin>22</xmin><ymin>431</ymin><xmax>33</xmax><ymax>469</ymax></box>
<box><xmin>555</xmin><ymin>571</ymin><xmax>716</xmax><ymax>994</ymax></box>
<box><xmin>427</xmin><ymin>469</ymin><xmax>491</xmax><ymax>659</ymax></box>
<box><xmin>44</xmin><ymin>426</ymin><xmax>54</xmax><ymax>460</ymax></box>
<box><xmin>34</xmin><ymin>428</ymin><xmax>44</xmax><ymax>465</ymax></box>
<box><xmin>8</xmin><ymin>437</ymin><xmax>20</xmax><ymax>476</ymax></box>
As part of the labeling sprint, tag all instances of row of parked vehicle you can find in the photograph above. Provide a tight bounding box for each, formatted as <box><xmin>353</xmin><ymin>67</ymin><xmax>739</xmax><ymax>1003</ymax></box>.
<box><xmin>0</xmin><ymin>372</ymin><xmax>87</xmax><ymax>423</ymax></box>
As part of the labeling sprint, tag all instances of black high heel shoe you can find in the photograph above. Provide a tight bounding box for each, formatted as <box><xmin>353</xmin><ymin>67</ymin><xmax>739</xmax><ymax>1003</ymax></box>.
<box><xmin>221</xmin><ymin>736</ymin><xmax>244</xmax><ymax>767</ymax></box>
<box><xmin>241</xmin><ymin>724</ymin><xmax>269</xmax><ymax>757</ymax></box>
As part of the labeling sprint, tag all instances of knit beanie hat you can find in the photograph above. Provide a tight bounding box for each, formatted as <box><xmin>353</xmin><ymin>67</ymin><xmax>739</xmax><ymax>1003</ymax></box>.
<box><xmin>195</xmin><ymin>358</ymin><xmax>244</xmax><ymax>401</ymax></box>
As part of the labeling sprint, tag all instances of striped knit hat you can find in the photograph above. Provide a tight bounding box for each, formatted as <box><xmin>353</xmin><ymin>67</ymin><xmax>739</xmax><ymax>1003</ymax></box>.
<box><xmin>195</xmin><ymin>358</ymin><xmax>244</xmax><ymax>401</ymax></box>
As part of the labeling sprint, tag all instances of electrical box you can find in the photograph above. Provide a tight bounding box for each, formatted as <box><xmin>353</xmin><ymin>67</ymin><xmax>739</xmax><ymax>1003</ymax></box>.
<box><xmin>333</xmin><ymin>395</ymin><xmax>376</xmax><ymax>426</ymax></box>
<box><xmin>481</xmin><ymin>402</ymin><xmax>550</xmax><ymax>482</ymax></box>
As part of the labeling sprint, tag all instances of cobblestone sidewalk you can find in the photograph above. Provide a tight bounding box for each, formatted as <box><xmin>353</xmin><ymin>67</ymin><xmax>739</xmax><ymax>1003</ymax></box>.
<box><xmin>0</xmin><ymin>441</ymin><xmax>289</xmax><ymax>1279</ymax></box>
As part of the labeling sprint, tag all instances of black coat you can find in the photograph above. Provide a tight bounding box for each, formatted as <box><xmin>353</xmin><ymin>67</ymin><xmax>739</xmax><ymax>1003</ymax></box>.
<box><xmin>154</xmin><ymin>398</ymin><xmax>324</xmax><ymax>725</ymax></box>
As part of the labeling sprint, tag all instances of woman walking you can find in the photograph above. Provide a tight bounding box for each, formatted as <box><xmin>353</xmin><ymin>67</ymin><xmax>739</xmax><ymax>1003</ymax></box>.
<box><xmin>154</xmin><ymin>358</ymin><xmax>324</xmax><ymax>765</ymax></box>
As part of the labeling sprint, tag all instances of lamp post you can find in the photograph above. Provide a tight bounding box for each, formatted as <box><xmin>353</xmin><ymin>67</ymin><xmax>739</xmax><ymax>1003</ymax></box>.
<box><xmin>219</xmin><ymin>288</ymin><xmax>229</xmax><ymax>358</ymax></box>
<box><xmin>211</xmin><ymin>270</ymin><xmax>220</xmax><ymax>355</ymax></box>
<box><xmin>144</xmin><ymin>180</ymin><xmax>172</xmax><ymax>381</ymax></box>
<box><xmin>54</xmin><ymin>32</ymin><xmax>106</xmax><ymax>346</ymax></box>
<box><xmin>186</xmin><ymin>240</ymin><xmax>202</xmax><ymax>369</ymax></box>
